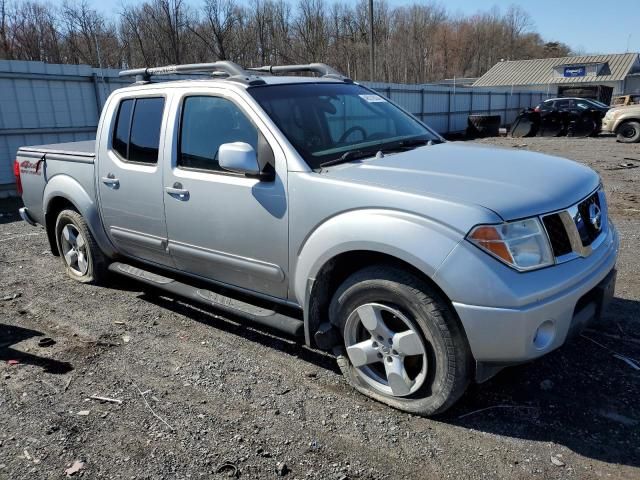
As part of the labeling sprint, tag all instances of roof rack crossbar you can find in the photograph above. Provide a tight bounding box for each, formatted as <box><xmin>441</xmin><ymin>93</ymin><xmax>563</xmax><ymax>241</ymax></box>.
<box><xmin>119</xmin><ymin>61</ymin><xmax>248</xmax><ymax>82</ymax></box>
<box><xmin>247</xmin><ymin>63</ymin><xmax>352</xmax><ymax>82</ymax></box>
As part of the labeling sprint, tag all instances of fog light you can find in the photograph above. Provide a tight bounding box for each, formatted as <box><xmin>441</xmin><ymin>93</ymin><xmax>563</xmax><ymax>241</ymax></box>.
<box><xmin>533</xmin><ymin>320</ymin><xmax>555</xmax><ymax>350</ymax></box>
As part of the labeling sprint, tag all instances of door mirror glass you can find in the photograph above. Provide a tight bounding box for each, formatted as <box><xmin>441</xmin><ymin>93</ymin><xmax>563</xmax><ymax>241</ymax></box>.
<box><xmin>219</xmin><ymin>142</ymin><xmax>260</xmax><ymax>176</ymax></box>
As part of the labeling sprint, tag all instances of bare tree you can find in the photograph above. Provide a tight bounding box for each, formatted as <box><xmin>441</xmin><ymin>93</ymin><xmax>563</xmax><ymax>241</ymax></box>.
<box><xmin>0</xmin><ymin>0</ymin><xmax>574</xmax><ymax>82</ymax></box>
<box><xmin>59</xmin><ymin>1</ymin><xmax>119</xmax><ymax>67</ymax></box>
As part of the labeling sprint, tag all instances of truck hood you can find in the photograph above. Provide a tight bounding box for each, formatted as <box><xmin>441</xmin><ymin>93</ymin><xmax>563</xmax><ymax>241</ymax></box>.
<box><xmin>323</xmin><ymin>142</ymin><xmax>600</xmax><ymax>220</ymax></box>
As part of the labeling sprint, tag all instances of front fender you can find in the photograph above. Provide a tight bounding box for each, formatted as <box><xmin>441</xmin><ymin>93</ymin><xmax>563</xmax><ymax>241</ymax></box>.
<box><xmin>614</xmin><ymin>113</ymin><xmax>640</xmax><ymax>132</ymax></box>
<box><xmin>43</xmin><ymin>174</ymin><xmax>116</xmax><ymax>257</ymax></box>
<box><xmin>292</xmin><ymin>209</ymin><xmax>464</xmax><ymax>306</ymax></box>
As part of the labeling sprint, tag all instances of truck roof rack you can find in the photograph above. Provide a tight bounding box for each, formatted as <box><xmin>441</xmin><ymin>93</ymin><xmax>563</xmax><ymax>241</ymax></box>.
<box><xmin>119</xmin><ymin>61</ymin><xmax>351</xmax><ymax>85</ymax></box>
<box><xmin>118</xmin><ymin>61</ymin><xmax>266</xmax><ymax>85</ymax></box>
<box><xmin>246</xmin><ymin>63</ymin><xmax>352</xmax><ymax>82</ymax></box>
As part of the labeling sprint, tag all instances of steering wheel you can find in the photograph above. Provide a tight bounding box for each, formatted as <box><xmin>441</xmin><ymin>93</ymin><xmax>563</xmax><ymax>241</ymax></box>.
<box><xmin>338</xmin><ymin>126</ymin><xmax>367</xmax><ymax>143</ymax></box>
<box><xmin>366</xmin><ymin>132</ymin><xmax>388</xmax><ymax>141</ymax></box>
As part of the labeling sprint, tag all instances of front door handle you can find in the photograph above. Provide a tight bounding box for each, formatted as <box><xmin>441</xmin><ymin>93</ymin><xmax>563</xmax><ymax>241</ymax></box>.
<box><xmin>165</xmin><ymin>182</ymin><xmax>189</xmax><ymax>200</ymax></box>
<box><xmin>101</xmin><ymin>174</ymin><xmax>120</xmax><ymax>189</ymax></box>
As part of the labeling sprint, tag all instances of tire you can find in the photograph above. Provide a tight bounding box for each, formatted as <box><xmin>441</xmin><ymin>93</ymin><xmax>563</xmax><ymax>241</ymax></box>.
<box><xmin>467</xmin><ymin>115</ymin><xmax>500</xmax><ymax>138</ymax></box>
<box><xmin>329</xmin><ymin>265</ymin><xmax>472</xmax><ymax>416</ymax></box>
<box><xmin>539</xmin><ymin>112</ymin><xmax>564</xmax><ymax>137</ymax></box>
<box><xmin>567</xmin><ymin>117</ymin><xmax>596</xmax><ymax>138</ymax></box>
<box><xmin>55</xmin><ymin>209</ymin><xmax>108</xmax><ymax>284</ymax></box>
<box><xmin>616</xmin><ymin>121</ymin><xmax>640</xmax><ymax>143</ymax></box>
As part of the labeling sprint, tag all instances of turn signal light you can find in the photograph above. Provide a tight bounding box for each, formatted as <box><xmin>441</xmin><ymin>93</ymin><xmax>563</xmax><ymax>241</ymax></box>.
<box><xmin>468</xmin><ymin>226</ymin><xmax>514</xmax><ymax>264</ymax></box>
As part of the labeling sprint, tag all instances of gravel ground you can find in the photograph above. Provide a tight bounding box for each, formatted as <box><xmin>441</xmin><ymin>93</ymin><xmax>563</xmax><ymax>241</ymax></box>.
<box><xmin>1</xmin><ymin>136</ymin><xmax>639</xmax><ymax>479</ymax></box>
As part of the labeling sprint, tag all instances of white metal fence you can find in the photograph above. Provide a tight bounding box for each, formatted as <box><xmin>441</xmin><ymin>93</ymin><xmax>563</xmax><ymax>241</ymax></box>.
<box><xmin>363</xmin><ymin>81</ymin><xmax>553</xmax><ymax>133</ymax></box>
<box><xmin>0</xmin><ymin>60</ymin><xmax>552</xmax><ymax>192</ymax></box>
<box><xmin>0</xmin><ymin>60</ymin><xmax>128</xmax><ymax>192</ymax></box>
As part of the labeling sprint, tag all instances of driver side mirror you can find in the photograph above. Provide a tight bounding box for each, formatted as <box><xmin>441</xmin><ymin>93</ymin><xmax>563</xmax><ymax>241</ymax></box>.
<box><xmin>219</xmin><ymin>142</ymin><xmax>261</xmax><ymax>177</ymax></box>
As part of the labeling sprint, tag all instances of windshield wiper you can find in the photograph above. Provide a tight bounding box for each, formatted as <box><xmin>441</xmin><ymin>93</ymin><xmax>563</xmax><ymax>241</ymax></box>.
<box><xmin>381</xmin><ymin>138</ymin><xmax>435</xmax><ymax>153</ymax></box>
<box><xmin>318</xmin><ymin>149</ymin><xmax>379</xmax><ymax>169</ymax></box>
<box><xmin>317</xmin><ymin>138</ymin><xmax>441</xmax><ymax>171</ymax></box>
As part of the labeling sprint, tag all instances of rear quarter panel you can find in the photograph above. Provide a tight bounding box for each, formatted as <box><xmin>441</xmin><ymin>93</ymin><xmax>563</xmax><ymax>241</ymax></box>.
<box><xmin>18</xmin><ymin>150</ymin><xmax>117</xmax><ymax>257</ymax></box>
<box><xmin>18</xmin><ymin>150</ymin><xmax>96</xmax><ymax>225</ymax></box>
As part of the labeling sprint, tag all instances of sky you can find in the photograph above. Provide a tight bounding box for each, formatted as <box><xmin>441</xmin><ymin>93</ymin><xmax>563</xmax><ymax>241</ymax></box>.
<box><xmin>87</xmin><ymin>0</ymin><xmax>639</xmax><ymax>55</ymax></box>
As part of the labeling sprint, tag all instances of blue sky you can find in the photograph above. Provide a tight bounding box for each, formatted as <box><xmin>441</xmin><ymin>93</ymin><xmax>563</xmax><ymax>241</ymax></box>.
<box><xmin>88</xmin><ymin>0</ymin><xmax>639</xmax><ymax>55</ymax></box>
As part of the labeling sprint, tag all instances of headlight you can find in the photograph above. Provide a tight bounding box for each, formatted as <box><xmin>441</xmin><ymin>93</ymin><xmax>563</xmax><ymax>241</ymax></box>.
<box><xmin>467</xmin><ymin>217</ymin><xmax>554</xmax><ymax>271</ymax></box>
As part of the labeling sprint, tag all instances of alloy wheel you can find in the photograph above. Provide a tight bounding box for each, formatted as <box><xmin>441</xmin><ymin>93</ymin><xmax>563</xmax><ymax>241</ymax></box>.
<box><xmin>60</xmin><ymin>224</ymin><xmax>89</xmax><ymax>276</ymax></box>
<box><xmin>343</xmin><ymin>302</ymin><xmax>428</xmax><ymax>397</ymax></box>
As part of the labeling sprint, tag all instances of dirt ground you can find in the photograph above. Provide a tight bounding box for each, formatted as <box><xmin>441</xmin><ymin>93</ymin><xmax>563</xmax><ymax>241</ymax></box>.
<box><xmin>1</xmin><ymin>136</ymin><xmax>639</xmax><ymax>480</ymax></box>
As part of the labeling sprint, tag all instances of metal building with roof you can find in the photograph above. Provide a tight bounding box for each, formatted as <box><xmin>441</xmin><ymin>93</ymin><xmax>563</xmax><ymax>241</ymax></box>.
<box><xmin>473</xmin><ymin>53</ymin><xmax>640</xmax><ymax>104</ymax></box>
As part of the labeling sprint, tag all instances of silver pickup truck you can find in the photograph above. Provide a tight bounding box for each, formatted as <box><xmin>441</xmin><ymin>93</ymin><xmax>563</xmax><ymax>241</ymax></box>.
<box><xmin>15</xmin><ymin>62</ymin><xmax>618</xmax><ymax>415</ymax></box>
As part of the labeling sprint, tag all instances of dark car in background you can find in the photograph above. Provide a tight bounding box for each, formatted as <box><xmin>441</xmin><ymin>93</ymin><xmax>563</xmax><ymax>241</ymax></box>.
<box><xmin>527</xmin><ymin>97</ymin><xmax>610</xmax><ymax>137</ymax></box>
<box><xmin>534</xmin><ymin>97</ymin><xmax>610</xmax><ymax>116</ymax></box>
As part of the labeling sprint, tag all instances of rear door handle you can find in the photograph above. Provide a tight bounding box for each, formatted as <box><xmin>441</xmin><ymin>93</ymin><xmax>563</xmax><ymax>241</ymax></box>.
<box><xmin>101</xmin><ymin>175</ymin><xmax>120</xmax><ymax>188</ymax></box>
<box><xmin>165</xmin><ymin>182</ymin><xmax>189</xmax><ymax>200</ymax></box>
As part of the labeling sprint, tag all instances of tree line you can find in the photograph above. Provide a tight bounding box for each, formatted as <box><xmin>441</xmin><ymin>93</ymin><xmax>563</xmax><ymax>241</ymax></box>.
<box><xmin>0</xmin><ymin>0</ymin><xmax>572</xmax><ymax>83</ymax></box>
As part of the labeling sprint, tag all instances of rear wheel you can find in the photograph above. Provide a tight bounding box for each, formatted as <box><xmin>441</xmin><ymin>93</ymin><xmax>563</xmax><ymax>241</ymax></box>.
<box><xmin>55</xmin><ymin>209</ymin><xmax>108</xmax><ymax>284</ymax></box>
<box><xmin>617</xmin><ymin>121</ymin><xmax>640</xmax><ymax>143</ymax></box>
<box><xmin>329</xmin><ymin>266</ymin><xmax>472</xmax><ymax>416</ymax></box>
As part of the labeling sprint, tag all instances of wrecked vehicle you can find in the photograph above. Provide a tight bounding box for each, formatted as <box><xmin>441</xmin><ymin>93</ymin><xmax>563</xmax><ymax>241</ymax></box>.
<box><xmin>511</xmin><ymin>97</ymin><xmax>609</xmax><ymax>138</ymax></box>
<box><xmin>601</xmin><ymin>104</ymin><xmax>640</xmax><ymax>143</ymax></box>
<box><xmin>15</xmin><ymin>62</ymin><xmax>618</xmax><ymax>415</ymax></box>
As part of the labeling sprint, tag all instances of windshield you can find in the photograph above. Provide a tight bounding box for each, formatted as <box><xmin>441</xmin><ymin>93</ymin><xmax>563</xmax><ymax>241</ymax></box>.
<box><xmin>585</xmin><ymin>99</ymin><xmax>608</xmax><ymax>108</ymax></box>
<box><xmin>249</xmin><ymin>83</ymin><xmax>440</xmax><ymax>169</ymax></box>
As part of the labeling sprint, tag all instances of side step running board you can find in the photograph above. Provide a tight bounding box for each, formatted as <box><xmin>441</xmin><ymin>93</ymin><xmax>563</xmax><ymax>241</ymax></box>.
<box><xmin>108</xmin><ymin>262</ymin><xmax>304</xmax><ymax>337</ymax></box>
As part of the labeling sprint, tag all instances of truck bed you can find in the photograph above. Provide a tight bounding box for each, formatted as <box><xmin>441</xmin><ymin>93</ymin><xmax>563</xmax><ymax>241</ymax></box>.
<box><xmin>17</xmin><ymin>139</ymin><xmax>97</xmax><ymax>227</ymax></box>
<box><xmin>18</xmin><ymin>140</ymin><xmax>96</xmax><ymax>158</ymax></box>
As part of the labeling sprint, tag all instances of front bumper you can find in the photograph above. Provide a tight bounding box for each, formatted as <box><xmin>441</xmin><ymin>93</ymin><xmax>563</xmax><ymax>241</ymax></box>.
<box><xmin>601</xmin><ymin>117</ymin><xmax>614</xmax><ymax>133</ymax></box>
<box><xmin>435</xmin><ymin>222</ymin><xmax>619</xmax><ymax>363</ymax></box>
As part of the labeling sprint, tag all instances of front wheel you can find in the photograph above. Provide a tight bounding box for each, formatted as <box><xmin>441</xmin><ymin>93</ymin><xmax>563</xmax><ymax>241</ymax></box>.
<box><xmin>55</xmin><ymin>209</ymin><xmax>108</xmax><ymax>284</ymax></box>
<box><xmin>329</xmin><ymin>266</ymin><xmax>472</xmax><ymax>416</ymax></box>
<box><xmin>617</xmin><ymin>121</ymin><xmax>640</xmax><ymax>143</ymax></box>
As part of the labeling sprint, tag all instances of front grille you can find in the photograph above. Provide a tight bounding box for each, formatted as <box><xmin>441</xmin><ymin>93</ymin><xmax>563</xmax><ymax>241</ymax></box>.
<box><xmin>575</xmin><ymin>192</ymin><xmax>601</xmax><ymax>246</ymax></box>
<box><xmin>541</xmin><ymin>189</ymin><xmax>607</xmax><ymax>263</ymax></box>
<box><xmin>543</xmin><ymin>213</ymin><xmax>572</xmax><ymax>256</ymax></box>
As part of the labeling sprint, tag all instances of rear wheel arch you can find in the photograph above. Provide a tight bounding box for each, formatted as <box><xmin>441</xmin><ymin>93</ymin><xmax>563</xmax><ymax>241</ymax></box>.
<box><xmin>42</xmin><ymin>175</ymin><xmax>117</xmax><ymax>258</ymax></box>
<box><xmin>45</xmin><ymin>196</ymin><xmax>79</xmax><ymax>256</ymax></box>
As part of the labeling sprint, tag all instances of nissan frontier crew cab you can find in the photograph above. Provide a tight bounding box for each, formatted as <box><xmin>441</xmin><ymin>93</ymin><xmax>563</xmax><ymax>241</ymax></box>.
<box><xmin>15</xmin><ymin>62</ymin><xmax>618</xmax><ymax>415</ymax></box>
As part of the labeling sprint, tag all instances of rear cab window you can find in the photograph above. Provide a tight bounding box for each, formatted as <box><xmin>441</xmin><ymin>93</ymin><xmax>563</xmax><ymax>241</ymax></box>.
<box><xmin>112</xmin><ymin>97</ymin><xmax>165</xmax><ymax>164</ymax></box>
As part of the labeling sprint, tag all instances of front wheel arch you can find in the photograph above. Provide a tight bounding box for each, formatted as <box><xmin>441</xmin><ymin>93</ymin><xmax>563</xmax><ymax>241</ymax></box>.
<box><xmin>305</xmin><ymin>250</ymin><xmax>468</xmax><ymax>350</ymax></box>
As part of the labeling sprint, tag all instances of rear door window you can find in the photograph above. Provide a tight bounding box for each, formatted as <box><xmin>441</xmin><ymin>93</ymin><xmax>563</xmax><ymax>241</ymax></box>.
<box><xmin>113</xmin><ymin>99</ymin><xmax>133</xmax><ymax>159</ymax></box>
<box><xmin>129</xmin><ymin>98</ymin><xmax>165</xmax><ymax>164</ymax></box>
<box><xmin>112</xmin><ymin>97</ymin><xmax>165</xmax><ymax>164</ymax></box>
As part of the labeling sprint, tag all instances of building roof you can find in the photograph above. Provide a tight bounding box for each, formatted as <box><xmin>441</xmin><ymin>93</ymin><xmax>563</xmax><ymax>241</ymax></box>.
<box><xmin>473</xmin><ymin>53</ymin><xmax>640</xmax><ymax>87</ymax></box>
